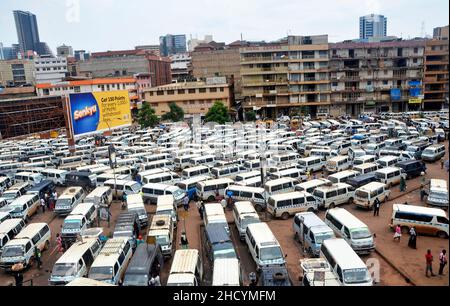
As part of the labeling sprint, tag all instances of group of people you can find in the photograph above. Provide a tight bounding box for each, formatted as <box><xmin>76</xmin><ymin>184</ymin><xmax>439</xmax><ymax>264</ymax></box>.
<box><xmin>425</xmin><ymin>249</ymin><xmax>447</xmax><ymax>277</ymax></box>
<box><xmin>39</xmin><ymin>191</ymin><xmax>58</xmax><ymax>213</ymax></box>
<box><xmin>393</xmin><ymin>225</ymin><xmax>418</xmax><ymax>249</ymax></box>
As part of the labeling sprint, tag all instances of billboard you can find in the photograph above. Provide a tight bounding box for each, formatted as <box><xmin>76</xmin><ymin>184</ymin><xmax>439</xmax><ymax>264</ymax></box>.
<box><xmin>409</xmin><ymin>98</ymin><xmax>423</xmax><ymax>104</ymax></box>
<box><xmin>68</xmin><ymin>90</ymin><xmax>132</xmax><ymax>137</ymax></box>
<box><xmin>390</xmin><ymin>88</ymin><xmax>401</xmax><ymax>101</ymax></box>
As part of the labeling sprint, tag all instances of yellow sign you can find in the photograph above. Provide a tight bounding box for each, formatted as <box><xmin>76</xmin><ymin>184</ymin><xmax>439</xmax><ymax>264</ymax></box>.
<box><xmin>409</xmin><ymin>98</ymin><xmax>422</xmax><ymax>104</ymax></box>
<box><xmin>69</xmin><ymin>90</ymin><xmax>132</xmax><ymax>137</ymax></box>
<box><xmin>147</xmin><ymin>236</ymin><xmax>156</xmax><ymax>245</ymax></box>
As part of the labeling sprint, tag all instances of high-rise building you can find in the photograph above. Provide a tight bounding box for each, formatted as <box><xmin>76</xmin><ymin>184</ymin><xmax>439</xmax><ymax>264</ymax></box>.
<box><xmin>57</xmin><ymin>44</ymin><xmax>74</xmax><ymax>57</ymax></box>
<box><xmin>34</xmin><ymin>55</ymin><xmax>68</xmax><ymax>84</ymax></box>
<box><xmin>188</xmin><ymin>35</ymin><xmax>213</xmax><ymax>52</ymax></box>
<box><xmin>0</xmin><ymin>43</ymin><xmax>18</xmax><ymax>60</ymax></box>
<box><xmin>359</xmin><ymin>14</ymin><xmax>387</xmax><ymax>39</ymax></box>
<box><xmin>74</xmin><ymin>50</ymin><xmax>90</xmax><ymax>61</ymax></box>
<box><xmin>0</xmin><ymin>59</ymin><xmax>35</xmax><ymax>87</ymax></box>
<box><xmin>159</xmin><ymin>34</ymin><xmax>187</xmax><ymax>56</ymax></box>
<box><xmin>170</xmin><ymin>53</ymin><xmax>193</xmax><ymax>82</ymax></box>
<box><xmin>13</xmin><ymin>10</ymin><xmax>41</xmax><ymax>54</ymax></box>
<box><xmin>424</xmin><ymin>38</ymin><xmax>449</xmax><ymax>110</ymax></box>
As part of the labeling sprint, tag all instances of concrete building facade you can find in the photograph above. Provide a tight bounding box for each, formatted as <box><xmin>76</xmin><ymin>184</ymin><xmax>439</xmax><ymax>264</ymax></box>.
<box><xmin>170</xmin><ymin>53</ymin><xmax>193</xmax><ymax>81</ymax></box>
<box><xmin>360</xmin><ymin>14</ymin><xmax>387</xmax><ymax>40</ymax></box>
<box><xmin>423</xmin><ymin>39</ymin><xmax>449</xmax><ymax>110</ymax></box>
<box><xmin>34</xmin><ymin>55</ymin><xmax>68</xmax><ymax>84</ymax></box>
<box><xmin>0</xmin><ymin>59</ymin><xmax>35</xmax><ymax>86</ymax></box>
<box><xmin>57</xmin><ymin>44</ymin><xmax>74</xmax><ymax>57</ymax></box>
<box><xmin>160</xmin><ymin>34</ymin><xmax>187</xmax><ymax>56</ymax></box>
<box><xmin>188</xmin><ymin>35</ymin><xmax>213</xmax><ymax>52</ymax></box>
<box><xmin>135</xmin><ymin>45</ymin><xmax>161</xmax><ymax>56</ymax></box>
<box><xmin>143</xmin><ymin>80</ymin><xmax>231</xmax><ymax>117</ymax></box>
<box><xmin>433</xmin><ymin>25</ymin><xmax>449</xmax><ymax>40</ymax></box>
<box><xmin>77</xmin><ymin>50</ymin><xmax>171</xmax><ymax>87</ymax></box>
<box><xmin>240</xmin><ymin>35</ymin><xmax>330</xmax><ymax>118</ymax></box>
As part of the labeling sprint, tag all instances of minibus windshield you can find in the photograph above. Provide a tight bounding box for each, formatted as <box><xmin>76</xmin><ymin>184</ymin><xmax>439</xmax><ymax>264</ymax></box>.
<box><xmin>350</xmin><ymin>228</ymin><xmax>372</xmax><ymax>239</ymax></box>
<box><xmin>314</xmin><ymin>233</ymin><xmax>334</xmax><ymax>244</ymax></box>
<box><xmin>155</xmin><ymin>235</ymin><xmax>169</xmax><ymax>245</ymax></box>
<box><xmin>52</xmin><ymin>263</ymin><xmax>77</xmax><ymax>277</ymax></box>
<box><xmin>57</xmin><ymin>199</ymin><xmax>73</xmax><ymax>207</ymax></box>
<box><xmin>260</xmin><ymin>246</ymin><xmax>283</xmax><ymax>261</ymax></box>
<box><xmin>430</xmin><ymin>191</ymin><xmax>448</xmax><ymax>199</ymax></box>
<box><xmin>241</xmin><ymin>216</ymin><xmax>260</xmax><ymax>228</ymax></box>
<box><xmin>172</xmin><ymin>189</ymin><xmax>185</xmax><ymax>200</ymax></box>
<box><xmin>2</xmin><ymin>192</ymin><xmax>17</xmax><ymax>200</ymax></box>
<box><xmin>213</xmin><ymin>243</ymin><xmax>236</xmax><ymax>259</ymax></box>
<box><xmin>313</xmin><ymin>190</ymin><xmax>324</xmax><ymax>199</ymax></box>
<box><xmin>90</xmin><ymin>266</ymin><xmax>113</xmax><ymax>281</ymax></box>
<box><xmin>131</xmin><ymin>183</ymin><xmax>141</xmax><ymax>193</ymax></box>
<box><xmin>343</xmin><ymin>268</ymin><xmax>371</xmax><ymax>284</ymax></box>
<box><xmin>2</xmin><ymin>245</ymin><xmax>24</xmax><ymax>257</ymax></box>
<box><xmin>63</xmin><ymin>220</ymin><xmax>81</xmax><ymax>230</ymax></box>
<box><xmin>328</xmin><ymin>177</ymin><xmax>339</xmax><ymax>184</ymax></box>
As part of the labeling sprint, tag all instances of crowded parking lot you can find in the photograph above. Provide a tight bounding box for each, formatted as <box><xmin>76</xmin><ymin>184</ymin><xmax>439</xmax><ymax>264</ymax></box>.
<box><xmin>0</xmin><ymin>110</ymin><xmax>448</xmax><ymax>286</ymax></box>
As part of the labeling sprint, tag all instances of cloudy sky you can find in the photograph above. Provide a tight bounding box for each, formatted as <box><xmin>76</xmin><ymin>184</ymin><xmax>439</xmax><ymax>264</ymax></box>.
<box><xmin>1</xmin><ymin>0</ymin><xmax>448</xmax><ymax>53</ymax></box>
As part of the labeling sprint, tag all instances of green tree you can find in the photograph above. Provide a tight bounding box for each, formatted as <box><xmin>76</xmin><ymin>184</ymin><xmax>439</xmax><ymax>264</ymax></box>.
<box><xmin>161</xmin><ymin>102</ymin><xmax>184</xmax><ymax>122</ymax></box>
<box><xmin>137</xmin><ymin>103</ymin><xmax>159</xmax><ymax>128</ymax></box>
<box><xmin>245</xmin><ymin>110</ymin><xmax>257</xmax><ymax>121</ymax></box>
<box><xmin>205</xmin><ymin>101</ymin><xmax>231</xmax><ymax>124</ymax></box>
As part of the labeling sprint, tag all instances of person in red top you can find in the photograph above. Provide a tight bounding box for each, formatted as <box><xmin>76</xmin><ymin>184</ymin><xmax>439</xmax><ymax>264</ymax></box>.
<box><xmin>425</xmin><ymin>249</ymin><xmax>435</xmax><ymax>277</ymax></box>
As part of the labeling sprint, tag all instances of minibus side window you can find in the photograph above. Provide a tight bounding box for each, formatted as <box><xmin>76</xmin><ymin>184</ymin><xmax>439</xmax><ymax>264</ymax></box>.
<box><xmin>437</xmin><ymin>217</ymin><xmax>449</xmax><ymax>225</ymax></box>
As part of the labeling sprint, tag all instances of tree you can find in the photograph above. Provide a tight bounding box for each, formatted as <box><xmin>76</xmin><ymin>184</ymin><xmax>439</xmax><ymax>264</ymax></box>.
<box><xmin>161</xmin><ymin>102</ymin><xmax>184</xmax><ymax>122</ymax></box>
<box><xmin>245</xmin><ymin>110</ymin><xmax>257</xmax><ymax>121</ymax></box>
<box><xmin>137</xmin><ymin>103</ymin><xmax>159</xmax><ymax>128</ymax></box>
<box><xmin>205</xmin><ymin>101</ymin><xmax>230</xmax><ymax>124</ymax></box>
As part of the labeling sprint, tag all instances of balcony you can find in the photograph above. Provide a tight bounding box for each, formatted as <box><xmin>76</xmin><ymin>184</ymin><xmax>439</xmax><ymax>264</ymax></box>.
<box><xmin>241</xmin><ymin>56</ymin><xmax>289</xmax><ymax>63</ymax></box>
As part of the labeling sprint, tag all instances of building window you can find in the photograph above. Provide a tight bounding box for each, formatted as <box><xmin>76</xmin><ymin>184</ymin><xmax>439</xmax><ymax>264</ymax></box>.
<box><xmin>199</xmin><ymin>88</ymin><xmax>206</xmax><ymax>93</ymax></box>
<box><xmin>188</xmin><ymin>89</ymin><xmax>196</xmax><ymax>94</ymax></box>
<box><xmin>151</xmin><ymin>104</ymin><xmax>158</xmax><ymax>108</ymax></box>
<box><xmin>74</xmin><ymin>86</ymin><xmax>81</xmax><ymax>93</ymax></box>
<box><xmin>189</xmin><ymin>101</ymin><xmax>195</xmax><ymax>105</ymax></box>
<box><xmin>149</xmin><ymin>92</ymin><xmax>154</xmax><ymax>96</ymax></box>
<box><xmin>384</xmin><ymin>70</ymin><xmax>388</xmax><ymax>75</ymax></box>
<box><xmin>168</xmin><ymin>90</ymin><xmax>175</xmax><ymax>95</ymax></box>
<box><xmin>332</xmin><ymin>82</ymin><xmax>338</xmax><ymax>87</ymax></box>
<box><xmin>413</xmin><ymin>58</ymin><xmax>418</xmax><ymax>64</ymax></box>
<box><xmin>178</xmin><ymin>89</ymin><xmax>186</xmax><ymax>94</ymax></box>
<box><xmin>220</xmin><ymin>88</ymin><xmax>224</xmax><ymax>92</ymax></box>
<box><xmin>383</xmin><ymin>80</ymin><xmax>388</xmax><ymax>85</ymax></box>
<box><xmin>367</xmin><ymin>81</ymin><xmax>372</xmax><ymax>86</ymax></box>
<box><xmin>210</xmin><ymin>88</ymin><xmax>217</xmax><ymax>93</ymax></box>
<box><xmin>414</xmin><ymin>48</ymin><xmax>418</xmax><ymax>53</ymax></box>
<box><xmin>157</xmin><ymin>91</ymin><xmax>164</xmax><ymax>96</ymax></box>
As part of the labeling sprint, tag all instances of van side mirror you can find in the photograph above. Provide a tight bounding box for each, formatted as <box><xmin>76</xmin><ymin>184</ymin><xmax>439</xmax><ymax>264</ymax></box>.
<box><xmin>285</xmin><ymin>254</ymin><xmax>288</xmax><ymax>258</ymax></box>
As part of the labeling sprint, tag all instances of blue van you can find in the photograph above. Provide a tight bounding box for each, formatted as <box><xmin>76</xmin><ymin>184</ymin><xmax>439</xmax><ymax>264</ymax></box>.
<box><xmin>346</xmin><ymin>173</ymin><xmax>378</xmax><ymax>189</ymax></box>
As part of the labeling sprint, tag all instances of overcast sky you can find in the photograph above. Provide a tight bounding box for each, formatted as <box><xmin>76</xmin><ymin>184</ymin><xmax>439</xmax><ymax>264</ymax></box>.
<box><xmin>1</xmin><ymin>0</ymin><xmax>448</xmax><ymax>53</ymax></box>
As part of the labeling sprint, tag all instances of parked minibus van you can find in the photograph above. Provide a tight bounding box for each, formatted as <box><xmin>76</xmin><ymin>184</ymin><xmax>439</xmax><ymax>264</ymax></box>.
<box><xmin>0</xmin><ymin>219</ymin><xmax>26</xmax><ymax>256</ymax></box>
<box><xmin>166</xmin><ymin>249</ymin><xmax>203</xmax><ymax>286</ymax></box>
<box><xmin>293</xmin><ymin>212</ymin><xmax>335</xmax><ymax>257</ymax></box>
<box><xmin>295</xmin><ymin>179</ymin><xmax>331</xmax><ymax>194</ymax></box>
<box><xmin>176</xmin><ymin>176</ymin><xmax>210</xmax><ymax>201</ymax></box>
<box><xmin>232</xmin><ymin>202</ymin><xmax>260</xmax><ymax>240</ymax></box>
<box><xmin>189</xmin><ymin>155</ymin><xmax>216</xmax><ymax>167</ymax></box>
<box><xmin>14</xmin><ymin>172</ymin><xmax>44</xmax><ymax>186</ymax></box>
<box><xmin>269</xmin><ymin>168</ymin><xmax>307</xmax><ymax>183</ymax></box>
<box><xmin>141</xmin><ymin>171</ymin><xmax>181</xmax><ymax>185</ymax></box>
<box><xmin>88</xmin><ymin>237</ymin><xmax>133</xmax><ymax>285</ymax></box>
<box><xmin>203</xmin><ymin>224</ymin><xmax>237</xmax><ymax>264</ymax></box>
<box><xmin>0</xmin><ymin>223</ymin><xmax>51</xmax><ymax>270</ymax></box>
<box><xmin>324</xmin><ymin>208</ymin><xmax>375</xmax><ymax>254</ymax></box>
<box><xmin>84</xmin><ymin>186</ymin><xmax>113</xmax><ymax>208</ymax></box>
<box><xmin>61</xmin><ymin>203</ymin><xmax>97</xmax><ymax>247</ymax></box>
<box><xmin>326</xmin><ymin>156</ymin><xmax>351</xmax><ymax>173</ymax></box>
<box><xmin>104</xmin><ymin>180</ymin><xmax>141</xmax><ymax>199</ymax></box>
<box><xmin>0</xmin><ymin>177</ymin><xmax>12</xmax><ymax>194</ymax></box>
<box><xmin>390</xmin><ymin>204</ymin><xmax>448</xmax><ymax>238</ymax></box>
<box><xmin>55</xmin><ymin>187</ymin><xmax>86</xmax><ymax>216</ymax></box>
<box><xmin>225</xmin><ymin>185</ymin><xmax>266</xmax><ymax>212</ymax></box>
<box><xmin>142</xmin><ymin>183</ymin><xmax>186</xmax><ymax>206</ymax></box>
<box><xmin>235</xmin><ymin>171</ymin><xmax>260</xmax><ymax>182</ymax></box>
<box><xmin>245</xmin><ymin>222</ymin><xmax>286</xmax><ymax>270</ymax></box>
<box><xmin>1</xmin><ymin>182</ymin><xmax>30</xmax><ymax>205</ymax></box>
<box><xmin>181</xmin><ymin>166</ymin><xmax>210</xmax><ymax>179</ymax></box>
<box><xmin>156</xmin><ymin>195</ymin><xmax>177</xmax><ymax>226</ymax></box>
<box><xmin>264</xmin><ymin>178</ymin><xmax>296</xmax><ymax>197</ymax></box>
<box><xmin>212</xmin><ymin>258</ymin><xmax>242</xmax><ymax>286</ymax></box>
<box><xmin>426</xmin><ymin>179</ymin><xmax>448</xmax><ymax>209</ymax></box>
<box><xmin>354</xmin><ymin>182</ymin><xmax>391</xmax><ymax>209</ymax></box>
<box><xmin>313</xmin><ymin>183</ymin><xmax>355</xmax><ymax>209</ymax></box>
<box><xmin>298</xmin><ymin>156</ymin><xmax>325</xmax><ymax>173</ymax></box>
<box><xmin>374</xmin><ymin>167</ymin><xmax>405</xmax><ymax>188</ymax></box>
<box><xmin>7</xmin><ymin>194</ymin><xmax>40</xmax><ymax>221</ymax></box>
<box><xmin>320</xmin><ymin>238</ymin><xmax>373</xmax><ymax>286</ymax></box>
<box><xmin>147</xmin><ymin>215</ymin><xmax>174</xmax><ymax>258</ymax></box>
<box><xmin>353</xmin><ymin>163</ymin><xmax>380</xmax><ymax>176</ymax></box>
<box><xmin>267</xmin><ymin>192</ymin><xmax>318</xmax><ymax>220</ymax></box>
<box><xmin>421</xmin><ymin>144</ymin><xmax>446</xmax><ymax>162</ymax></box>
<box><xmin>376</xmin><ymin>156</ymin><xmax>399</xmax><ymax>168</ymax></box>
<box><xmin>203</xmin><ymin>203</ymin><xmax>229</xmax><ymax>235</ymax></box>
<box><xmin>328</xmin><ymin>170</ymin><xmax>359</xmax><ymax>185</ymax></box>
<box><xmin>123</xmin><ymin>243</ymin><xmax>164</xmax><ymax>286</ymax></box>
<box><xmin>195</xmin><ymin>178</ymin><xmax>234</xmax><ymax>202</ymax></box>
<box><xmin>49</xmin><ymin>238</ymin><xmax>102</xmax><ymax>285</ymax></box>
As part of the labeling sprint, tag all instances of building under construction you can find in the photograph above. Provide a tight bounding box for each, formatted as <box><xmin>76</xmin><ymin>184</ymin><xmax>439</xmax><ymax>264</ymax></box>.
<box><xmin>0</xmin><ymin>96</ymin><xmax>65</xmax><ymax>139</ymax></box>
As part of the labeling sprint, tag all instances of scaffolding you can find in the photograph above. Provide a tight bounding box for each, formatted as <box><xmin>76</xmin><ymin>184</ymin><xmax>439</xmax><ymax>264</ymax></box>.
<box><xmin>0</xmin><ymin>96</ymin><xmax>65</xmax><ymax>139</ymax></box>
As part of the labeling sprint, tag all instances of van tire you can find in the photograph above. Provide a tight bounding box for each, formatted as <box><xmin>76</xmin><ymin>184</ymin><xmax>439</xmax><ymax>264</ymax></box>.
<box><xmin>348</xmin><ymin>198</ymin><xmax>354</xmax><ymax>205</ymax></box>
<box><xmin>437</xmin><ymin>231</ymin><xmax>448</xmax><ymax>239</ymax></box>
<box><xmin>255</xmin><ymin>205</ymin><xmax>263</xmax><ymax>213</ymax></box>
<box><xmin>207</xmin><ymin>196</ymin><xmax>215</xmax><ymax>202</ymax></box>
<box><xmin>401</xmin><ymin>226</ymin><xmax>410</xmax><ymax>234</ymax></box>
<box><xmin>281</xmin><ymin>212</ymin><xmax>290</xmax><ymax>220</ymax></box>
<box><xmin>329</xmin><ymin>203</ymin><xmax>336</xmax><ymax>209</ymax></box>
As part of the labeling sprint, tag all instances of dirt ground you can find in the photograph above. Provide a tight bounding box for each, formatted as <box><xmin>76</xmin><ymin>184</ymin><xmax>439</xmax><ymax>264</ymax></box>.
<box><xmin>0</xmin><ymin>141</ymin><xmax>448</xmax><ymax>286</ymax></box>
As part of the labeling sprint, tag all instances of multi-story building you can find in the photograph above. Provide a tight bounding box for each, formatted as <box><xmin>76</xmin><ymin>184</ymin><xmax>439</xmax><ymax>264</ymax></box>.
<box><xmin>135</xmin><ymin>45</ymin><xmax>161</xmax><ymax>56</ymax></box>
<box><xmin>359</xmin><ymin>14</ymin><xmax>387</xmax><ymax>40</ymax></box>
<box><xmin>170</xmin><ymin>53</ymin><xmax>193</xmax><ymax>82</ymax></box>
<box><xmin>159</xmin><ymin>34</ymin><xmax>187</xmax><ymax>56</ymax></box>
<box><xmin>188</xmin><ymin>35</ymin><xmax>213</xmax><ymax>52</ymax></box>
<box><xmin>34</xmin><ymin>55</ymin><xmax>68</xmax><ymax>84</ymax></box>
<box><xmin>13</xmin><ymin>10</ymin><xmax>51</xmax><ymax>56</ymax></box>
<box><xmin>241</xmin><ymin>35</ymin><xmax>330</xmax><ymax>118</ymax></box>
<box><xmin>143</xmin><ymin>78</ymin><xmax>231</xmax><ymax>117</ymax></box>
<box><xmin>423</xmin><ymin>39</ymin><xmax>449</xmax><ymax>110</ymax></box>
<box><xmin>0</xmin><ymin>43</ymin><xmax>18</xmax><ymax>60</ymax></box>
<box><xmin>57</xmin><ymin>44</ymin><xmax>74</xmax><ymax>57</ymax></box>
<box><xmin>74</xmin><ymin>50</ymin><xmax>90</xmax><ymax>61</ymax></box>
<box><xmin>78</xmin><ymin>50</ymin><xmax>171</xmax><ymax>87</ymax></box>
<box><xmin>329</xmin><ymin>39</ymin><xmax>425</xmax><ymax>116</ymax></box>
<box><xmin>191</xmin><ymin>41</ymin><xmax>246</xmax><ymax>100</ymax></box>
<box><xmin>433</xmin><ymin>25</ymin><xmax>449</xmax><ymax>40</ymax></box>
<box><xmin>0</xmin><ymin>59</ymin><xmax>35</xmax><ymax>86</ymax></box>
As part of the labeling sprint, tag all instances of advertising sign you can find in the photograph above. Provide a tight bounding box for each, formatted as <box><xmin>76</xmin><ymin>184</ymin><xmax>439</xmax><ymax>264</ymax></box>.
<box><xmin>390</xmin><ymin>88</ymin><xmax>401</xmax><ymax>101</ymax></box>
<box><xmin>68</xmin><ymin>90</ymin><xmax>132</xmax><ymax>137</ymax></box>
<box><xmin>409</xmin><ymin>98</ymin><xmax>423</xmax><ymax>104</ymax></box>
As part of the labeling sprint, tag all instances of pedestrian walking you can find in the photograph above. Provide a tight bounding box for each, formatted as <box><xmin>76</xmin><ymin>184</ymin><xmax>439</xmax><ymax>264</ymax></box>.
<box><xmin>40</xmin><ymin>197</ymin><xmax>46</xmax><ymax>214</ymax></box>
<box><xmin>45</xmin><ymin>193</ymin><xmax>50</xmax><ymax>210</ymax></box>
<box><xmin>56</xmin><ymin>233</ymin><xmax>64</xmax><ymax>253</ymax></box>
<box><xmin>249</xmin><ymin>272</ymin><xmax>258</xmax><ymax>286</ymax></box>
<box><xmin>183</xmin><ymin>196</ymin><xmax>190</xmax><ymax>211</ymax></box>
<box><xmin>439</xmin><ymin>250</ymin><xmax>447</xmax><ymax>276</ymax></box>
<box><xmin>393</xmin><ymin>225</ymin><xmax>401</xmax><ymax>242</ymax></box>
<box><xmin>420</xmin><ymin>186</ymin><xmax>428</xmax><ymax>202</ymax></box>
<box><xmin>306</xmin><ymin>169</ymin><xmax>311</xmax><ymax>180</ymax></box>
<box><xmin>121</xmin><ymin>194</ymin><xmax>127</xmax><ymax>210</ymax></box>
<box><xmin>399</xmin><ymin>176</ymin><xmax>406</xmax><ymax>192</ymax></box>
<box><xmin>14</xmin><ymin>271</ymin><xmax>23</xmax><ymax>287</ymax></box>
<box><xmin>180</xmin><ymin>232</ymin><xmax>189</xmax><ymax>249</ymax></box>
<box><xmin>425</xmin><ymin>249</ymin><xmax>436</xmax><ymax>277</ymax></box>
<box><xmin>373</xmin><ymin>198</ymin><xmax>381</xmax><ymax>217</ymax></box>
<box><xmin>34</xmin><ymin>246</ymin><xmax>42</xmax><ymax>269</ymax></box>
<box><xmin>440</xmin><ymin>158</ymin><xmax>445</xmax><ymax>170</ymax></box>
<box><xmin>408</xmin><ymin>227</ymin><xmax>417</xmax><ymax>249</ymax></box>
<box><xmin>136</xmin><ymin>235</ymin><xmax>144</xmax><ymax>247</ymax></box>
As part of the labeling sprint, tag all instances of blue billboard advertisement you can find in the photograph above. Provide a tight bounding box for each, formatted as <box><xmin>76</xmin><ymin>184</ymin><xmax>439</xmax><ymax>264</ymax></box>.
<box><xmin>390</xmin><ymin>88</ymin><xmax>401</xmax><ymax>101</ymax></box>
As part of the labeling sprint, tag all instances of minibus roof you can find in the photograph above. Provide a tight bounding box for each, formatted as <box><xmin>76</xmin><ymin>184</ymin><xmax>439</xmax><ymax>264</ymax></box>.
<box><xmin>393</xmin><ymin>204</ymin><xmax>447</xmax><ymax>218</ymax></box>
<box><xmin>66</xmin><ymin>277</ymin><xmax>115</xmax><ymax>286</ymax></box>
<box><xmin>322</xmin><ymin>238</ymin><xmax>368</xmax><ymax>271</ymax></box>
<box><xmin>234</xmin><ymin>202</ymin><xmax>257</xmax><ymax>214</ymax></box>
<box><xmin>328</xmin><ymin>170</ymin><xmax>358</xmax><ymax>179</ymax></box>
<box><xmin>270</xmin><ymin>191</ymin><xmax>311</xmax><ymax>202</ymax></box>
<box><xmin>55</xmin><ymin>238</ymin><xmax>99</xmax><ymax>264</ymax></box>
<box><xmin>376</xmin><ymin>167</ymin><xmax>401</xmax><ymax>174</ymax></box>
<box><xmin>327</xmin><ymin>208</ymin><xmax>369</xmax><ymax>230</ymax></box>
<box><xmin>264</xmin><ymin>177</ymin><xmax>296</xmax><ymax>187</ymax></box>
<box><xmin>227</xmin><ymin>185</ymin><xmax>265</xmax><ymax>194</ymax></box>
<box><xmin>357</xmin><ymin>182</ymin><xmax>386</xmax><ymax>192</ymax></box>
<box><xmin>170</xmin><ymin>249</ymin><xmax>199</xmax><ymax>274</ymax></box>
<box><xmin>296</xmin><ymin>179</ymin><xmax>330</xmax><ymax>189</ymax></box>
<box><xmin>246</xmin><ymin>222</ymin><xmax>279</xmax><ymax>246</ymax></box>
<box><xmin>16</xmin><ymin>223</ymin><xmax>47</xmax><ymax>240</ymax></box>
<box><xmin>69</xmin><ymin>202</ymin><xmax>95</xmax><ymax>216</ymax></box>
<box><xmin>91</xmin><ymin>237</ymin><xmax>128</xmax><ymax>267</ymax></box>
<box><xmin>0</xmin><ymin>218</ymin><xmax>23</xmax><ymax>234</ymax></box>
<box><xmin>212</xmin><ymin>258</ymin><xmax>240</xmax><ymax>286</ymax></box>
